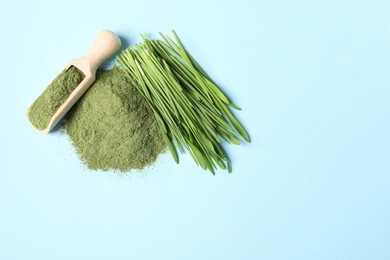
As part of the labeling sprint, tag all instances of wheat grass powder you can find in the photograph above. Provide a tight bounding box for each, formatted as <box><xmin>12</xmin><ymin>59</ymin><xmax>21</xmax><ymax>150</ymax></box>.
<box><xmin>28</xmin><ymin>67</ymin><xmax>85</xmax><ymax>130</ymax></box>
<box><xmin>64</xmin><ymin>67</ymin><xmax>167</xmax><ymax>172</ymax></box>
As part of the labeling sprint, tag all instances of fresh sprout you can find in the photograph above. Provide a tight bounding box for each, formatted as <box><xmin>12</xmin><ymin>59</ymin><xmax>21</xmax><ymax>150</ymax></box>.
<box><xmin>118</xmin><ymin>30</ymin><xmax>250</xmax><ymax>174</ymax></box>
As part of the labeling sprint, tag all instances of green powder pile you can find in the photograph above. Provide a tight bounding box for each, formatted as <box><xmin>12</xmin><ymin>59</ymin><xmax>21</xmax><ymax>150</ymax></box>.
<box><xmin>28</xmin><ymin>67</ymin><xmax>85</xmax><ymax>130</ymax></box>
<box><xmin>64</xmin><ymin>67</ymin><xmax>167</xmax><ymax>172</ymax></box>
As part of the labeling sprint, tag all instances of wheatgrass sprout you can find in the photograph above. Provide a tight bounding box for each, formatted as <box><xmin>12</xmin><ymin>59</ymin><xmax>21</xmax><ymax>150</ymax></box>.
<box><xmin>117</xmin><ymin>30</ymin><xmax>250</xmax><ymax>174</ymax></box>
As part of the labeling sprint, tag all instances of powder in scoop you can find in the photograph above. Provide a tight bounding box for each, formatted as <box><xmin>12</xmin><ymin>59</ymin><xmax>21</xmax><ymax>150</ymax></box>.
<box><xmin>28</xmin><ymin>66</ymin><xmax>85</xmax><ymax>130</ymax></box>
<box><xmin>64</xmin><ymin>67</ymin><xmax>167</xmax><ymax>172</ymax></box>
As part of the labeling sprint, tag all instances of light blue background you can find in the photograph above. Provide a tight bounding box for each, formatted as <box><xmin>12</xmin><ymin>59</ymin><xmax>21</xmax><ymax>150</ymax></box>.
<box><xmin>1</xmin><ymin>0</ymin><xmax>389</xmax><ymax>259</ymax></box>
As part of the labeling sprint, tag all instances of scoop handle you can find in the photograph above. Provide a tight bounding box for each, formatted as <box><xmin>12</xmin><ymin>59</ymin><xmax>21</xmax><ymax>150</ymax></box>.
<box><xmin>84</xmin><ymin>30</ymin><xmax>121</xmax><ymax>73</ymax></box>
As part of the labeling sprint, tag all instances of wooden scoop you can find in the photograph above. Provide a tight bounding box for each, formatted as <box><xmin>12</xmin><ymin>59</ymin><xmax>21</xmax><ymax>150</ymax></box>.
<box><xmin>41</xmin><ymin>30</ymin><xmax>121</xmax><ymax>133</ymax></box>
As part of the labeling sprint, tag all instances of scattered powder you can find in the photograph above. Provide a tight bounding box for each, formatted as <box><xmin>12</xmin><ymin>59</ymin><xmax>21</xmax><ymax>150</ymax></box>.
<box><xmin>28</xmin><ymin>66</ymin><xmax>85</xmax><ymax>130</ymax></box>
<box><xmin>64</xmin><ymin>67</ymin><xmax>167</xmax><ymax>172</ymax></box>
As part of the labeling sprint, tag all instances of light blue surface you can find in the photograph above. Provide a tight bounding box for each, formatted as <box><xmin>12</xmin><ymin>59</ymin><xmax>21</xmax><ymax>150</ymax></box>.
<box><xmin>1</xmin><ymin>0</ymin><xmax>389</xmax><ymax>259</ymax></box>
